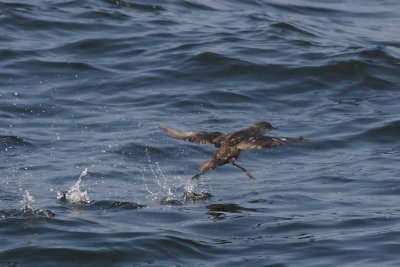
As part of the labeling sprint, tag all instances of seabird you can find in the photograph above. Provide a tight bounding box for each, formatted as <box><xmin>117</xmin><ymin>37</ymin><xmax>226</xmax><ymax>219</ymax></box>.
<box><xmin>160</xmin><ymin>122</ymin><xmax>305</xmax><ymax>180</ymax></box>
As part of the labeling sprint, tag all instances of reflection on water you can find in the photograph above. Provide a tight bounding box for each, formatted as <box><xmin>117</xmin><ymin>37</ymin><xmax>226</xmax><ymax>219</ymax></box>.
<box><xmin>206</xmin><ymin>203</ymin><xmax>258</xmax><ymax>221</ymax></box>
<box><xmin>79</xmin><ymin>200</ymin><xmax>145</xmax><ymax>211</ymax></box>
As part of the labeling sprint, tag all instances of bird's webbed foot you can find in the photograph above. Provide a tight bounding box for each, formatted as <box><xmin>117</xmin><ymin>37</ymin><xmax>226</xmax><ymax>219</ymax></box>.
<box><xmin>191</xmin><ymin>172</ymin><xmax>205</xmax><ymax>180</ymax></box>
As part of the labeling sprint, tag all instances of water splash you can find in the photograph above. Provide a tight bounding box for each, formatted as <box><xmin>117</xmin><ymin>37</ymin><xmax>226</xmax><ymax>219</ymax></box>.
<box><xmin>21</xmin><ymin>190</ymin><xmax>35</xmax><ymax>213</ymax></box>
<box><xmin>20</xmin><ymin>190</ymin><xmax>55</xmax><ymax>218</ymax></box>
<box><xmin>141</xmin><ymin>148</ymin><xmax>212</xmax><ymax>205</ymax></box>
<box><xmin>57</xmin><ymin>168</ymin><xmax>90</xmax><ymax>204</ymax></box>
<box><xmin>141</xmin><ymin>147</ymin><xmax>170</xmax><ymax>202</ymax></box>
<box><xmin>183</xmin><ymin>180</ymin><xmax>212</xmax><ymax>202</ymax></box>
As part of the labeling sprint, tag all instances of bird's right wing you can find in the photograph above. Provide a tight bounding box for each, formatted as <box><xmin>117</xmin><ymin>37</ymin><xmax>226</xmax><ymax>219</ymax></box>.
<box><xmin>160</xmin><ymin>126</ymin><xmax>224</xmax><ymax>145</ymax></box>
<box><xmin>237</xmin><ymin>136</ymin><xmax>305</xmax><ymax>150</ymax></box>
<box><xmin>235</xmin><ymin>122</ymin><xmax>272</xmax><ymax>136</ymax></box>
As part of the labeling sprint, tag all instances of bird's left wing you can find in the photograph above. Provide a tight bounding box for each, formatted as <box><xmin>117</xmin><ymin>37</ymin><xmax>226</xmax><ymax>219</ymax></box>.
<box><xmin>160</xmin><ymin>126</ymin><xmax>223</xmax><ymax>145</ymax></box>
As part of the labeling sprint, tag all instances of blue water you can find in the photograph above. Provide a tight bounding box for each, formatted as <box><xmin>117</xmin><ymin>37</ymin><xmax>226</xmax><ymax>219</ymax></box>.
<box><xmin>1</xmin><ymin>0</ymin><xmax>400</xmax><ymax>266</ymax></box>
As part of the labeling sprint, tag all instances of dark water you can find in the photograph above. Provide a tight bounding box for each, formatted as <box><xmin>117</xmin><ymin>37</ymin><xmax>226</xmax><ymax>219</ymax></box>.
<box><xmin>1</xmin><ymin>0</ymin><xmax>400</xmax><ymax>266</ymax></box>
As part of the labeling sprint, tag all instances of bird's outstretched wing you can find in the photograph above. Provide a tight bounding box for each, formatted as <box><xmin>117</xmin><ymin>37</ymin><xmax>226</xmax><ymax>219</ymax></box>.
<box><xmin>233</xmin><ymin>121</ymin><xmax>273</xmax><ymax>137</ymax></box>
<box><xmin>237</xmin><ymin>136</ymin><xmax>304</xmax><ymax>150</ymax></box>
<box><xmin>160</xmin><ymin>126</ymin><xmax>224</xmax><ymax>145</ymax></box>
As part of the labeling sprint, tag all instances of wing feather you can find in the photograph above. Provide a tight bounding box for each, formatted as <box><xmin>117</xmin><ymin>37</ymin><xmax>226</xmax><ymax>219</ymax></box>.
<box><xmin>160</xmin><ymin>126</ymin><xmax>223</xmax><ymax>145</ymax></box>
<box><xmin>237</xmin><ymin>136</ymin><xmax>304</xmax><ymax>150</ymax></box>
<box><xmin>237</xmin><ymin>122</ymin><xmax>273</xmax><ymax>135</ymax></box>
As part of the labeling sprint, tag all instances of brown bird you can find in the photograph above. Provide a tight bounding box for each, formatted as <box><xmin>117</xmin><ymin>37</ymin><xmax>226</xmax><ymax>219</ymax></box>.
<box><xmin>160</xmin><ymin>122</ymin><xmax>305</xmax><ymax>180</ymax></box>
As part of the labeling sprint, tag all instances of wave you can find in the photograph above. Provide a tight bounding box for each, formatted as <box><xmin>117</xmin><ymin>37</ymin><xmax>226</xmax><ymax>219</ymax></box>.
<box><xmin>270</xmin><ymin>21</ymin><xmax>317</xmax><ymax>37</ymax></box>
<box><xmin>6</xmin><ymin>58</ymin><xmax>104</xmax><ymax>75</ymax></box>
<box><xmin>107</xmin><ymin>0</ymin><xmax>164</xmax><ymax>11</ymax></box>
<box><xmin>71</xmin><ymin>200</ymin><xmax>145</xmax><ymax>211</ymax></box>
<box><xmin>0</xmin><ymin>135</ymin><xmax>32</xmax><ymax>152</ymax></box>
<box><xmin>349</xmin><ymin>120</ymin><xmax>400</xmax><ymax>144</ymax></box>
<box><xmin>0</xmin><ymin>135</ymin><xmax>31</xmax><ymax>147</ymax></box>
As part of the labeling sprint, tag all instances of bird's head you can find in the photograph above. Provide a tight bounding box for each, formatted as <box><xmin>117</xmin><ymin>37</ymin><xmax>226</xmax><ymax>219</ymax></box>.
<box><xmin>255</xmin><ymin>121</ymin><xmax>275</xmax><ymax>130</ymax></box>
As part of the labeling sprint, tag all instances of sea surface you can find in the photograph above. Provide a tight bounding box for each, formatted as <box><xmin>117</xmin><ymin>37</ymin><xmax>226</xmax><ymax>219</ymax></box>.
<box><xmin>1</xmin><ymin>0</ymin><xmax>400</xmax><ymax>266</ymax></box>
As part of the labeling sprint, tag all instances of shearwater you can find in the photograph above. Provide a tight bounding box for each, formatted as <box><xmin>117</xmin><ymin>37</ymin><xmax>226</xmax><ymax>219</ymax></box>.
<box><xmin>160</xmin><ymin>122</ymin><xmax>305</xmax><ymax>180</ymax></box>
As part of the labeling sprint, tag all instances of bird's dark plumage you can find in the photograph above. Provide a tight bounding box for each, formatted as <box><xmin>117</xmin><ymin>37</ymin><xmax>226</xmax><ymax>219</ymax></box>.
<box><xmin>160</xmin><ymin>122</ymin><xmax>304</xmax><ymax>180</ymax></box>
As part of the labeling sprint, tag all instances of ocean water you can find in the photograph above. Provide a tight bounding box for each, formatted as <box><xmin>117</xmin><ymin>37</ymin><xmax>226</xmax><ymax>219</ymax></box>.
<box><xmin>1</xmin><ymin>0</ymin><xmax>400</xmax><ymax>266</ymax></box>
